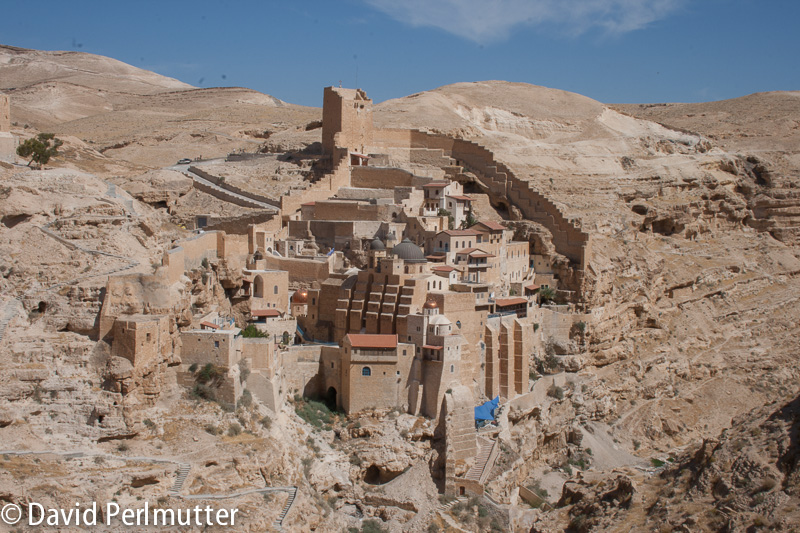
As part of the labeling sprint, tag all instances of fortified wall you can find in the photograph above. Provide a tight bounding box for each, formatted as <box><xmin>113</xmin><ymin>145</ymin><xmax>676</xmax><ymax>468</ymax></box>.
<box><xmin>313</xmin><ymin>87</ymin><xmax>592</xmax><ymax>295</ymax></box>
<box><xmin>371</xmin><ymin>129</ymin><xmax>592</xmax><ymax>273</ymax></box>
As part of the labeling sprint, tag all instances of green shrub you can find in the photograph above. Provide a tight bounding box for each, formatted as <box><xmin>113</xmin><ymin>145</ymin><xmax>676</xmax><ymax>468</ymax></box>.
<box><xmin>241</xmin><ymin>324</ymin><xmax>269</xmax><ymax>338</ymax></box>
<box><xmin>196</xmin><ymin>363</ymin><xmax>220</xmax><ymax>384</ymax></box>
<box><xmin>227</xmin><ymin>423</ymin><xmax>242</xmax><ymax>437</ymax></box>
<box><xmin>260</xmin><ymin>415</ymin><xmax>272</xmax><ymax>429</ymax></box>
<box><xmin>295</xmin><ymin>398</ymin><xmax>334</xmax><ymax>429</ymax></box>
<box><xmin>188</xmin><ymin>363</ymin><xmax>198</xmax><ymax>373</ymax></box>
<box><xmin>538</xmin><ymin>286</ymin><xmax>556</xmax><ymax>304</ymax></box>
<box><xmin>548</xmin><ymin>385</ymin><xmax>565</xmax><ymax>400</ymax></box>
<box><xmin>238</xmin><ymin>359</ymin><xmax>251</xmax><ymax>383</ymax></box>
<box><xmin>192</xmin><ymin>383</ymin><xmax>216</xmax><ymax>402</ymax></box>
<box><xmin>361</xmin><ymin>519</ymin><xmax>387</xmax><ymax>533</ymax></box>
<box><xmin>237</xmin><ymin>389</ymin><xmax>252</xmax><ymax>409</ymax></box>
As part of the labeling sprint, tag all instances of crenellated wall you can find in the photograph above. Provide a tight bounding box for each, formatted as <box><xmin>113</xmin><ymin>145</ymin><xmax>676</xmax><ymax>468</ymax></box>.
<box><xmin>371</xmin><ymin>128</ymin><xmax>592</xmax><ymax>280</ymax></box>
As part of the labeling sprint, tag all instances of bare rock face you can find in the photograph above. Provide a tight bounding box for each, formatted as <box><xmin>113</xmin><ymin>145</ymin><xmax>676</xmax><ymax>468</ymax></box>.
<box><xmin>124</xmin><ymin>169</ymin><xmax>193</xmax><ymax>206</ymax></box>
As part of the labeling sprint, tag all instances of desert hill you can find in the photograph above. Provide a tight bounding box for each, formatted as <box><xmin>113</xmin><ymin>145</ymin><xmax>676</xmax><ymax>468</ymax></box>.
<box><xmin>613</xmin><ymin>91</ymin><xmax>800</xmax><ymax>178</ymax></box>
<box><xmin>1</xmin><ymin>47</ymin><xmax>799</xmax><ymax>532</ymax></box>
<box><xmin>0</xmin><ymin>45</ymin><xmax>319</xmax><ymax>167</ymax></box>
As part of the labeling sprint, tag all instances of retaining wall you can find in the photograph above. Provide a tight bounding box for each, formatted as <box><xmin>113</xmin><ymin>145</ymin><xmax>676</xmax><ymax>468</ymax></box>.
<box><xmin>373</xmin><ymin>128</ymin><xmax>591</xmax><ymax>272</ymax></box>
<box><xmin>189</xmin><ymin>166</ymin><xmax>280</xmax><ymax>208</ymax></box>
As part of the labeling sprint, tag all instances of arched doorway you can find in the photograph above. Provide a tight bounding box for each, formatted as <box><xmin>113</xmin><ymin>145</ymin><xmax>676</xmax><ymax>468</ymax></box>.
<box><xmin>253</xmin><ymin>276</ymin><xmax>264</xmax><ymax>298</ymax></box>
<box><xmin>325</xmin><ymin>387</ymin><xmax>337</xmax><ymax>411</ymax></box>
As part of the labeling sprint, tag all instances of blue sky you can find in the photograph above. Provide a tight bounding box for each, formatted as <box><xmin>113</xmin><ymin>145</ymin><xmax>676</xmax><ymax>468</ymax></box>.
<box><xmin>1</xmin><ymin>0</ymin><xmax>797</xmax><ymax>107</ymax></box>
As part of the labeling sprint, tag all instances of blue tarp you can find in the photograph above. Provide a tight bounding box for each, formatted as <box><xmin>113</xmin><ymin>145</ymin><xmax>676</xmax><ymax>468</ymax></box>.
<box><xmin>474</xmin><ymin>396</ymin><xmax>500</xmax><ymax>421</ymax></box>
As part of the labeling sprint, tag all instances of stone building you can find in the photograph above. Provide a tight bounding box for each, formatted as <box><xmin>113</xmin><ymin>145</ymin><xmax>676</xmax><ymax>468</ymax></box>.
<box><xmin>340</xmin><ymin>334</ymin><xmax>414</xmax><ymax>413</ymax></box>
<box><xmin>322</xmin><ymin>87</ymin><xmax>374</xmax><ymax>157</ymax></box>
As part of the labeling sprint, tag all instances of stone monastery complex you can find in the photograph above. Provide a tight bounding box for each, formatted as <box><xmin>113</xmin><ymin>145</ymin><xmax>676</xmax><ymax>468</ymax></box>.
<box><xmin>96</xmin><ymin>87</ymin><xmax>593</xmax><ymax>497</ymax></box>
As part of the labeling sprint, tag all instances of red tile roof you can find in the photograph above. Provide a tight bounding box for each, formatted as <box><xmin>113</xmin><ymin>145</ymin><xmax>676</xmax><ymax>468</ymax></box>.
<box><xmin>200</xmin><ymin>321</ymin><xmax>220</xmax><ymax>330</ymax></box>
<box><xmin>525</xmin><ymin>284</ymin><xmax>541</xmax><ymax>291</ymax></box>
<box><xmin>432</xmin><ymin>265</ymin><xmax>458</xmax><ymax>272</ymax></box>
<box><xmin>455</xmin><ymin>248</ymin><xmax>494</xmax><ymax>257</ymax></box>
<box><xmin>422</xmin><ymin>345</ymin><xmax>443</xmax><ymax>350</ymax></box>
<box><xmin>251</xmin><ymin>309</ymin><xmax>280</xmax><ymax>318</ymax></box>
<box><xmin>346</xmin><ymin>334</ymin><xmax>398</xmax><ymax>349</ymax></box>
<box><xmin>448</xmin><ymin>195</ymin><xmax>473</xmax><ymax>202</ymax></box>
<box><xmin>476</xmin><ymin>221</ymin><xmax>506</xmax><ymax>231</ymax></box>
<box><xmin>439</xmin><ymin>229</ymin><xmax>481</xmax><ymax>236</ymax></box>
<box><xmin>495</xmin><ymin>297</ymin><xmax>529</xmax><ymax>307</ymax></box>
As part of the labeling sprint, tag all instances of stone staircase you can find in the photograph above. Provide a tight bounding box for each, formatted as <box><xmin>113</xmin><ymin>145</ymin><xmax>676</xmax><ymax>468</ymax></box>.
<box><xmin>182</xmin><ymin>167</ymin><xmax>279</xmax><ymax>211</ymax></box>
<box><xmin>465</xmin><ymin>436</ymin><xmax>497</xmax><ymax>485</ymax></box>
<box><xmin>400</xmin><ymin>130</ymin><xmax>590</xmax><ymax>271</ymax></box>
<box><xmin>169</xmin><ymin>463</ymin><xmax>191</xmax><ymax>495</ymax></box>
<box><xmin>436</xmin><ymin>495</ymin><xmax>466</xmax><ymax>512</ymax></box>
<box><xmin>272</xmin><ymin>487</ymin><xmax>297</xmax><ymax>530</ymax></box>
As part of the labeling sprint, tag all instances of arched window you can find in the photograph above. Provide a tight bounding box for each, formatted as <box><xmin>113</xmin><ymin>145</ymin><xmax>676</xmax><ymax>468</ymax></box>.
<box><xmin>450</xmin><ymin>364</ymin><xmax>455</xmax><ymax>373</ymax></box>
<box><xmin>362</xmin><ymin>367</ymin><xmax>371</xmax><ymax>377</ymax></box>
<box><xmin>274</xmin><ymin>285</ymin><xmax>278</xmax><ymax>294</ymax></box>
<box><xmin>254</xmin><ymin>276</ymin><xmax>264</xmax><ymax>298</ymax></box>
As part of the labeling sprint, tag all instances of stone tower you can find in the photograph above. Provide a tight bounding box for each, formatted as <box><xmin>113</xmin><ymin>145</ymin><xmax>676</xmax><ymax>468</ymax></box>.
<box><xmin>321</xmin><ymin>87</ymin><xmax>374</xmax><ymax>156</ymax></box>
<box><xmin>0</xmin><ymin>93</ymin><xmax>10</xmax><ymax>132</ymax></box>
<box><xmin>0</xmin><ymin>93</ymin><xmax>15</xmax><ymax>161</ymax></box>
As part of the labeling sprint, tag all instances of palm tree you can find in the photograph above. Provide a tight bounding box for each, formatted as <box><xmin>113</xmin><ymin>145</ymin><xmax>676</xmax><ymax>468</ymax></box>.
<box><xmin>538</xmin><ymin>286</ymin><xmax>556</xmax><ymax>305</ymax></box>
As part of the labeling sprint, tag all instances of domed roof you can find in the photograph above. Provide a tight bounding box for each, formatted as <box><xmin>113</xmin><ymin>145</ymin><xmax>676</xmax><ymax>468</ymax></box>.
<box><xmin>423</xmin><ymin>299</ymin><xmax>438</xmax><ymax>309</ymax></box>
<box><xmin>428</xmin><ymin>314</ymin><xmax>451</xmax><ymax>326</ymax></box>
<box><xmin>392</xmin><ymin>238</ymin><xmax>427</xmax><ymax>263</ymax></box>
<box><xmin>292</xmin><ymin>290</ymin><xmax>308</xmax><ymax>304</ymax></box>
<box><xmin>370</xmin><ymin>238</ymin><xmax>386</xmax><ymax>251</ymax></box>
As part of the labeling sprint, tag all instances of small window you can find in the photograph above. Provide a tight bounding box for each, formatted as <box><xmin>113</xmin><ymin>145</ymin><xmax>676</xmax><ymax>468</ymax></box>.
<box><xmin>396</xmin><ymin>371</ymin><xmax>400</xmax><ymax>375</ymax></box>
<box><xmin>362</xmin><ymin>367</ymin><xmax>371</xmax><ymax>377</ymax></box>
<box><xmin>214</xmin><ymin>341</ymin><xmax>219</xmax><ymax>348</ymax></box>
<box><xmin>331</xmin><ymin>362</ymin><xmax>334</xmax><ymax>369</ymax></box>
<box><xmin>274</xmin><ymin>285</ymin><xmax>278</xmax><ymax>294</ymax></box>
<box><xmin>146</xmin><ymin>333</ymin><xmax>151</xmax><ymax>342</ymax></box>
<box><xmin>450</xmin><ymin>365</ymin><xmax>455</xmax><ymax>373</ymax></box>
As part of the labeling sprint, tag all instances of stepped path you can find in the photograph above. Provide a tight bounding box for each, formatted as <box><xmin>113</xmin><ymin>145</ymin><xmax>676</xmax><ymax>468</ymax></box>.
<box><xmin>465</xmin><ymin>436</ymin><xmax>497</xmax><ymax>484</ymax></box>
<box><xmin>0</xmin><ymin>449</ymin><xmax>299</xmax><ymax>527</ymax></box>
<box><xmin>1</xmin><ymin>183</ymin><xmax>141</xmax><ymax>346</ymax></box>
<box><xmin>177</xmin><ymin>164</ymin><xmax>279</xmax><ymax>211</ymax></box>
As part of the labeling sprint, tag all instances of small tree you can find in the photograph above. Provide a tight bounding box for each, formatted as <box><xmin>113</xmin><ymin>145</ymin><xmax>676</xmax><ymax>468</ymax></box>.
<box><xmin>538</xmin><ymin>286</ymin><xmax>556</xmax><ymax>305</ymax></box>
<box><xmin>17</xmin><ymin>133</ymin><xmax>63</xmax><ymax>168</ymax></box>
<box><xmin>438</xmin><ymin>208</ymin><xmax>455</xmax><ymax>230</ymax></box>
<box><xmin>461</xmin><ymin>211</ymin><xmax>478</xmax><ymax>229</ymax></box>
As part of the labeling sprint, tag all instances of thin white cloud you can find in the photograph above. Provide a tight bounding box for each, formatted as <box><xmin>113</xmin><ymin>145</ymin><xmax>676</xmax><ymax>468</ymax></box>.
<box><xmin>364</xmin><ymin>0</ymin><xmax>684</xmax><ymax>43</ymax></box>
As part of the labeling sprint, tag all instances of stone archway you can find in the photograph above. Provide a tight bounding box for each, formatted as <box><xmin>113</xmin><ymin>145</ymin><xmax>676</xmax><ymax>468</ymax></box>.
<box><xmin>325</xmin><ymin>387</ymin><xmax>337</xmax><ymax>411</ymax></box>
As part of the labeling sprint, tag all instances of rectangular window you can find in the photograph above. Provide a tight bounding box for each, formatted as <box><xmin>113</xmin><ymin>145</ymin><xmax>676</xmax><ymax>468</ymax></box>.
<box><xmin>214</xmin><ymin>341</ymin><xmax>219</xmax><ymax>348</ymax></box>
